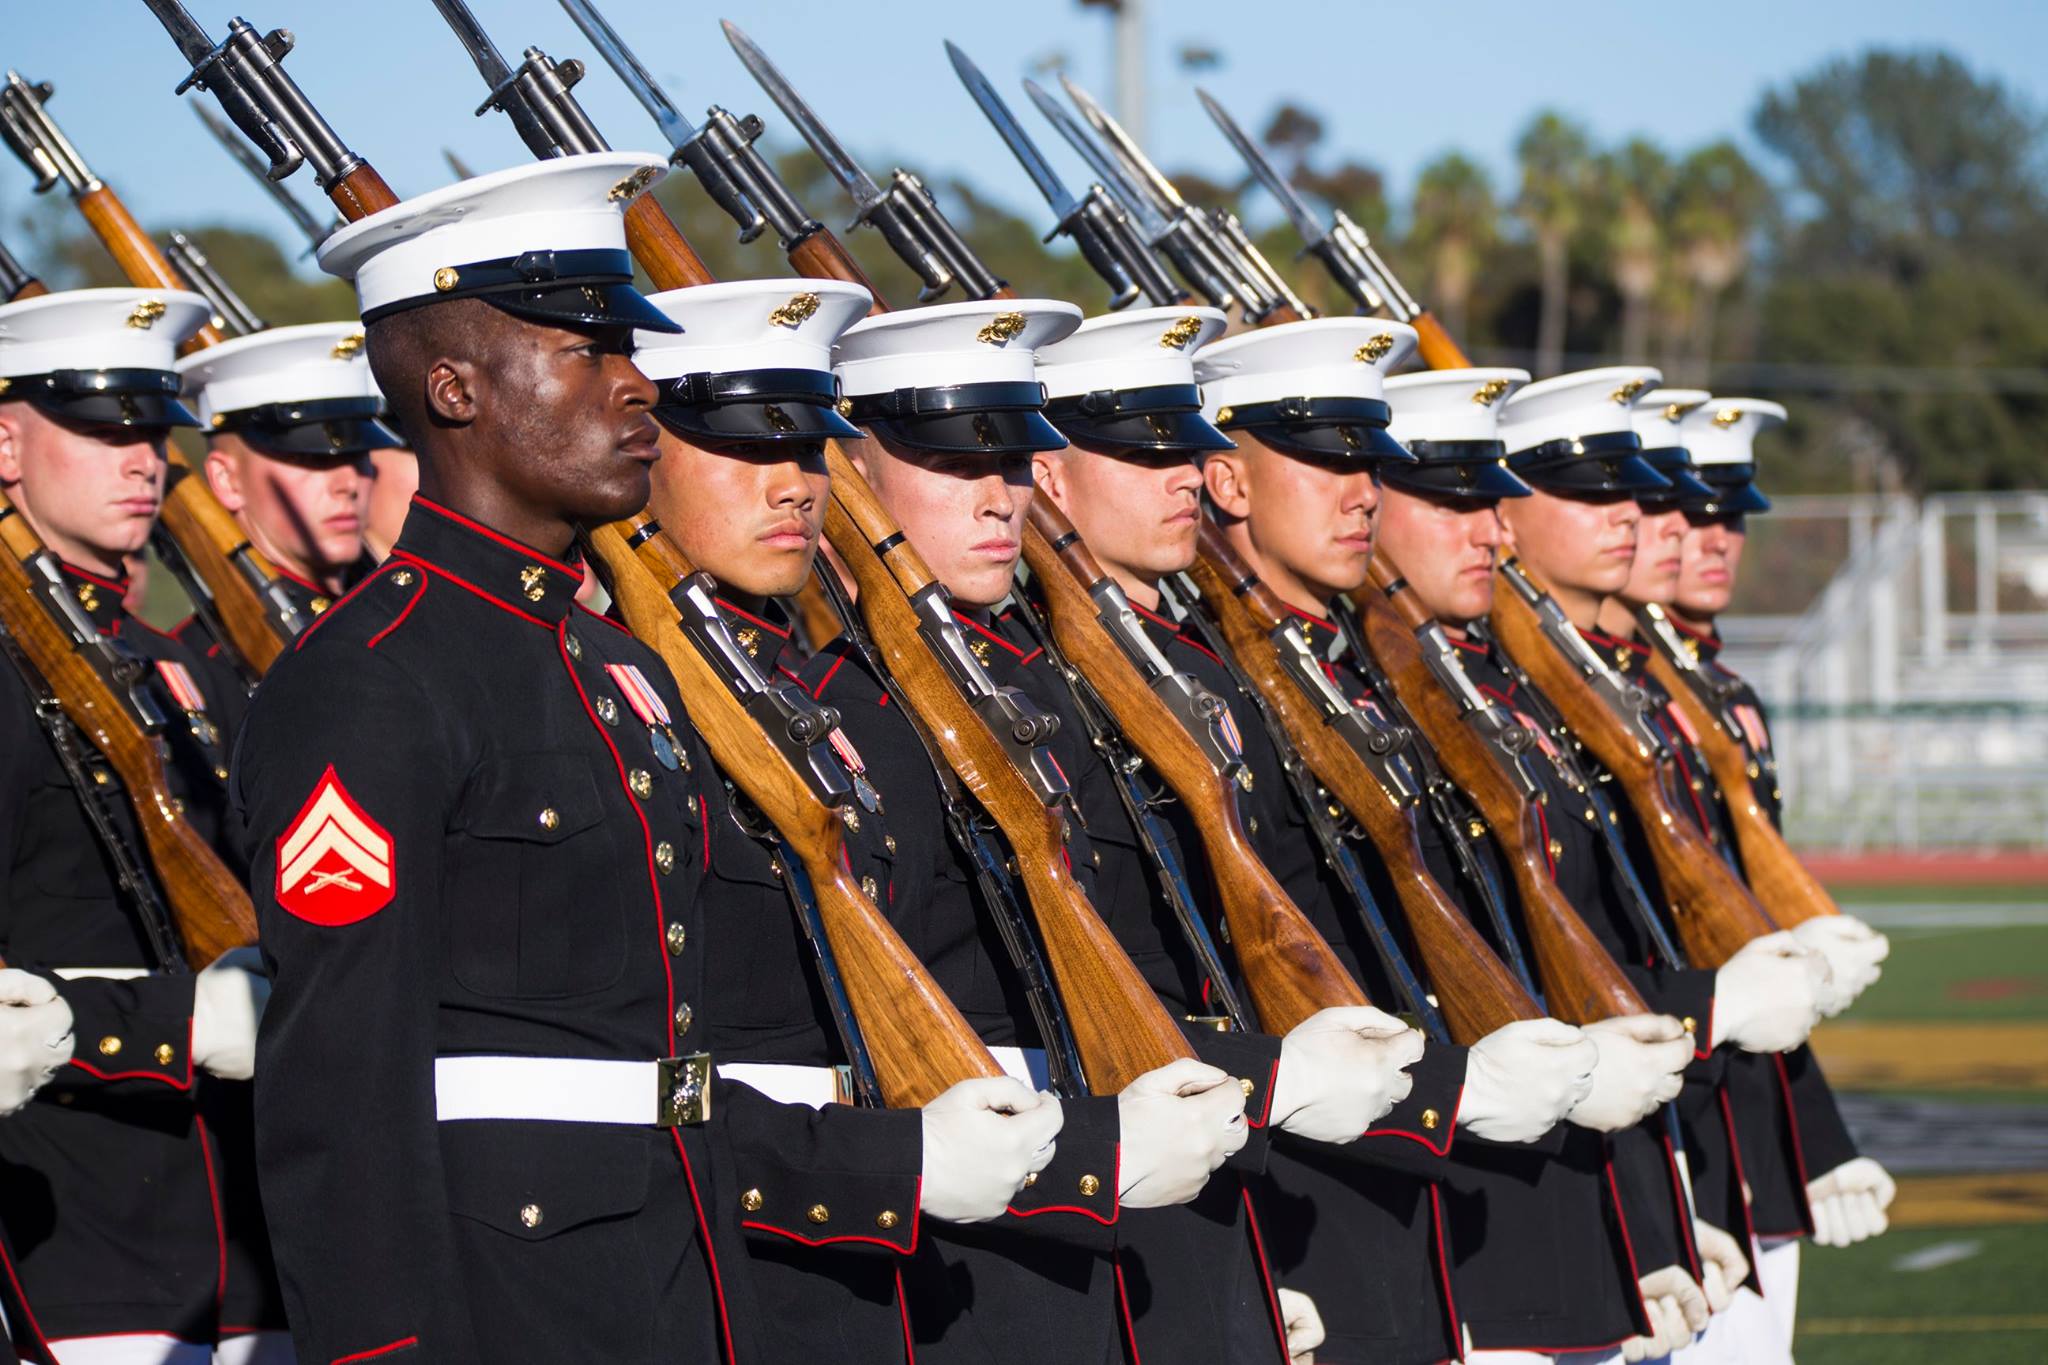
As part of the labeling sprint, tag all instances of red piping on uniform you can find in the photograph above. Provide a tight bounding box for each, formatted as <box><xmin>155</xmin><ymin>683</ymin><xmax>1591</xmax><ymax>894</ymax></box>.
<box><xmin>576</xmin><ymin>601</ymin><xmax>632</xmax><ymax>635</ymax></box>
<box><xmin>1655</xmin><ymin>711</ymin><xmax>1718</xmax><ymax>834</ymax></box>
<box><xmin>412</xmin><ymin>496</ymin><xmax>583</xmax><ymax>579</ymax></box>
<box><xmin>387</xmin><ymin>552</ymin><xmax>551</xmax><ymax>631</ymax></box>
<box><xmin>700</xmin><ymin>795</ymin><xmax>711</xmax><ymax>873</ymax></box>
<box><xmin>671</xmin><ymin>1132</ymin><xmax>738</xmax><ymax>1365</ymax></box>
<box><xmin>1534</xmin><ymin>798</ymin><xmax>1556</xmax><ymax>878</ymax></box>
<box><xmin>809</xmin><ymin>652</ymin><xmax>848</xmax><ymax>698</ymax></box>
<box><xmin>715</xmin><ymin>598</ymin><xmax>791</xmax><ymax>639</ymax></box>
<box><xmin>1247</xmin><ymin>1057</ymin><xmax>1279</xmax><ymax>1128</ymax></box>
<box><xmin>1769</xmin><ymin>1052</ymin><xmax>1817</xmax><ymax>1237</ymax></box>
<box><xmin>775</xmin><ymin>664</ymin><xmax>806</xmax><ymax>688</ymax></box>
<box><xmin>0</xmin><ymin>1217</ymin><xmax>55</xmax><ymax>1360</ymax></box>
<box><xmin>743</xmin><ymin>1174</ymin><xmax>922</xmax><ymax>1256</ymax></box>
<box><xmin>67</xmin><ymin>1015</ymin><xmax>196</xmax><ymax>1089</ymax></box>
<box><xmin>1007</xmin><ymin>1143</ymin><xmax>1121</xmax><ymax>1225</ymax></box>
<box><xmin>366</xmin><ymin>575</ymin><xmax>429</xmax><ymax>649</ymax></box>
<box><xmin>1241</xmin><ymin>1186</ymin><xmax>1292</xmax><ymax>1362</ymax></box>
<box><xmin>59</xmin><ymin>563</ymin><xmax>129</xmax><ymax>594</ymax></box>
<box><xmin>1112</xmin><ymin>1258</ymin><xmax>1142</xmax><ymax>1365</ymax></box>
<box><xmin>272</xmin><ymin>562</ymin><xmax>325</xmax><ymax>596</ymax></box>
<box><xmin>894</xmin><ymin>1265</ymin><xmax>915</xmax><ymax>1365</ymax></box>
<box><xmin>331</xmin><ymin>1336</ymin><xmax>418</xmax><ymax>1363</ymax></box>
<box><xmin>195</xmin><ymin>1112</ymin><xmax>228</xmax><ymax>1318</ymax></box>
<box><xmin>1426</xmin><ymin>1183</ymin><xmax>1461</xmax><ymax>1350</ymax></box>
<box><xmin>951</xmin><ymin>609</ymin><xmax>1028</xmax><ymax>659</ymax></box>
<box><xmin>291</xmin><ymin>570</ymin><xmax>385</xmax><ymax>652</ymax></box>
<box><xmin>1604</xmin><ymin>1151</ymin><xmax>1653</xmax><ymax>1333</ymax></box>
<box><xmin>1715</xmin><ymin>1087</ymin><xmax>1763</xmax><ymax>1258</ymax></box>
<box><xmin>1361</xmin><ymin>1083</ymin><xmax>1463</xmax><ymax>1156</ymax></box>
<box><xmin>1173</xmin><ymin>629</ymin><xmax>1224</xmax><ymax>667</ymax></box>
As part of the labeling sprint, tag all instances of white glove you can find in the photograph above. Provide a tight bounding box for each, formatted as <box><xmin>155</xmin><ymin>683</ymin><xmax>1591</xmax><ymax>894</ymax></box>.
<box><xmin>1568</xmin><ymin>1014</ymin><xmax>1691</xmax><ymax>1132</ymax></box>
<box><xmin>191</xmin><ymin>947</ymin><xmax>271</xmax><ymax>1082</ymax></box>
<box><xmin>1116</xmin><ymin>1057</ymin><xmax>1249</xmax><ymax>1209</ymax></box>
<box><xmin>0</xmin><ymin>970</ymin><xmax>75</xmax><ymax>1115</ymax></box>
<box><xmin>1271</xmin><ymin>1005</ymin><xmax>1425</xmax><ymax>1144</ymax></box>
<box><xmin>1710</xmin><ymin>931</ymin><xmax>1826</xmax><ymax>1053</ymax></box>
<box><xmin>1276</xmin><ymin>1286</ymin><xmax>1325</xmax><ymax>1364</ymax></box>
<box><xmin>1620</xmin><ymin>1265</ymin><xmax>1710</xmax><ymax>1359</ymax></box>
<box><xmin>1691</xmin><ymin>1218</ymin><xmax>1751</xmax><ymax>1313</ymax></box>
<box><xmin>1807</xmin><ymin>1156</ymin><xmax>1897</xmax><ymax>1247</ymax></box>
<box><xmin>919</xmin><ymin>1076</ymin><xmax>1063</xmax><ymax>1223</ymax></box>
<box><xmin>1792</xmin><ymin>915</ymin><xmax>1889</xmax><ymax>1016</ymax></box>
<box><xmin>1460</xmin><ymin>1018</ymin><xmax>1597</xmax><ymax>1143</ymax></box>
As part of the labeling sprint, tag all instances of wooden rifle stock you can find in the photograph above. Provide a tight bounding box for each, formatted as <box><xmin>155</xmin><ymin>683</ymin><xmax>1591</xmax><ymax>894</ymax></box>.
<box><xmin>785</xmin><ymin>231</ymin><xmax>886</xmax><ymax>310</ymax></box>
<box><xmin>0</xmin><ymin>491</ymin><xmax>256</xmax><ymax>965</ymax></box>
<box><xmin>9</xmin><ymin>279</ymin><xmax>49</xmax><ymax>301</ymax></box>
<box><xmin>822</xmin><ymin>445</ymin><xmax>1194</xmax><ymax>1092</ymax></box>
<box><xmin>1486</xmin><ymin>560</ymin><xmax>1777</xmax><ymax>968</ymax></box>
<box><xmin>1408</xmin><ymin>313</ymin><xmax>1473</xmax><ymax>370</ymax></box>
<box><xmin>1636</xmin><ymin>609</ymin><xmax>1837</xmax><ymax>927</ymax></box>
<box><xmin>589</xmin><ymin>519</ymin><xmax>1001</xmax><ymax>1106</ymax></box>
<box><xmin>1184</xmin><ymin>522</ymin><xmax>1540</xmax><ymax>1043</ymax></box>
<box><xmin>1022</xmin><ymin>501</ymin><xmax>1367</xmax><ymax>1032</ymax></box>
<box><xmin>326</xmin><ymin>164</ymin><xmax>400</xmax><ymax>222</ymax></box>
<box><xmin>1357</xmin><ymin>560</ymin><xmax>1648</xmax><ymax>1024</ymax></box>
<box><xmin>71</xmin><ymin>185</ymin><xmax>227</xmax><ymax>352</ymax></box>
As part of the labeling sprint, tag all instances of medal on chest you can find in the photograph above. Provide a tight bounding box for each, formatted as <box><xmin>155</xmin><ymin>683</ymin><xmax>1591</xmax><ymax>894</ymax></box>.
<box><xmin>606</xmin><ymin>663</ymin><xmax>688</xmax><ymax>772</ymax></box>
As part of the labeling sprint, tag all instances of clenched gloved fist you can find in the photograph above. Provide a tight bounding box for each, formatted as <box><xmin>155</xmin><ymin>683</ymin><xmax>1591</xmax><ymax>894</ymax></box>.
<box><xmin>1620</xmin><ymin>1264</ymin><xmax>1709</xmax><ymax>1359</ymax></box>
<box><xmin>920</xmin><ymin>1076</ymin><xmax>1063</xmax><ymax>1223</ymax></box>
<box><xmin>0</xmin><ymin>970</ymin><xmax>75</xmax><ymax>1115</ymax></box>
<box><xmin>1692</xmin><ymin>1217</ymin><xmax>1751</xmax><ymax>1313</ymax></box>
<box><xmin>1568</xmin><ymin>1014</ymin><xmax>1691</xmax><ymax>1133</ymax></box>
<box><xmin>1711</xmin><ymin>931</ymin><xmax>1827</xmax><ymax>1053</ymax></box>
<box><xmin>1461</xmin><ymin>1018</ymin><xmax>1597</xmax><ymax>1143</ymax></box>
<box><xmin>1116</xmin><ymin>1058</ymin><xmax>1249</xmax><ymax>1208</ymax></box>
<box><xmin>1807</xmin><ymin>1156</ymin><xmax>1897</xmax><ymax>1247</ymax></box>
<box><xmin>1792</xmin><ymin>915</ymin><xmax>1889</xmax><ymax>1016</ymax></box>
<box><xmin>1276</xmin><ymin>1287</ymin><xmax>1325</xmax><ymax>1364</ymax></box>
<box><xmin>1272</xmin><ymin>1005</ymin><xmax>1425</xmax><ymax>1143</ymax></box>
<box><xmin>192</xmin><ymin>947</ymin><xmax>272</xmax><ymax>1082</ymax></box>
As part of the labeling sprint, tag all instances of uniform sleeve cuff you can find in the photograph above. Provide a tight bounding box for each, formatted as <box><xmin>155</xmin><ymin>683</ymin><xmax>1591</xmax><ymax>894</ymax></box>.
<box><xmin>1363</xmin><ymin>1043</ymin><xmax>1465</xmax><ymax>1156</ymax></box>
<box><xmin>47</xmin><ymin>972</ymin><xmax>198</xmax><ymax>1091</ymax></box>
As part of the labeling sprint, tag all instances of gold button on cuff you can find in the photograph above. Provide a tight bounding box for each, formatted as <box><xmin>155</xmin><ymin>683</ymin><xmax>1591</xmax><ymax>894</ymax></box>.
<box><xmin>1682</xmin><ymin>1016</ymin><xmax>1698</xmax><ymax>1035</ymax></box>
<box><xmin>98</xmin><ymin>1036</ymin><xmax>121</xmax><ymax>1057</ymax></box>
<box><xmin>538</xmin><ymin>807</ymin><xmax>560</xmax><ymax>831</ymax></box>
<box><xmin>597</xmin><ymin>697</ymin><xmax>619</xmax><ymax>725</ymax></box>
<box><xmin>1078</xmin><ymin>1174</ymin><xmax>1101</xmax><ymax>1197</ymax></box>
<box><xmin>655</xmin><ymin>841</ymin><xmax>676</xmax><ymax>873</ymax></box>
<box><xmin>1421</xmin><ymin>1108</ymin><xmax>1440</xmax><ymax>1130</ymax></box>
<box><xmin>1022</xmin><ymin>1171</ymin><xmax>1038</xmax><ymax>1188</ymax></box>
<box><xmin>154</xmin><ymin>1043</ymin><xmax>175</xmax><ymax>1066</ymax></box>
<box><xmin>876</xmin><ymin>1210</ymin><xmax>900</xmax><ymax>1230</ymax></box>
<box><xmin>666</xmin><ymin>923</ymin><xmax>688</xmax><ymax>956</ymax></box>
<box><xmin>519</xmin><ymin>1203</ymin><xmax>542</xmax><ymax>1228</ymax></box>
<box><xmin>1239</xmin><ymin>1077</ymin><xmax>1255</xmax><ymax>1098</ymax></box>
<box><xmin>741</xmin><ymin>1189</ymin><xmax>764</xmax><ymax>1213</ymax></box>
<box><xmin>674</xmin><ymin>1002</ymin><xmax>694</xmax><ymax>1035</ymax></box>
<box><xmin>629</xmin><ymin>768</ymin><xmax>654</xmax><ymax>799</ymax></box>
<box><xmin>807</xmin><ymin>1204</ymin><xmax>830</xmax><ymax>1225</ymax></box>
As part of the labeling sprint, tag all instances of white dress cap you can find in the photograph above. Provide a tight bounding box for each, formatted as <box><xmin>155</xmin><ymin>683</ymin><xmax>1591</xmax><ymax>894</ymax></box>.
<box><xmin>1191</xmin><ymin>317</ymin><xmax>1417</xmax><ymax>422</ymax></box>
<box><xmin>316</xmin><ymin>153</ymin><xmax>676</xmax><ymax>330</ymax></box>
<box><xmin>176</xmin><ymin>323</ymin><xmax>383</xmax><ymax>425</ymax></box>
<box><xmin>1679</xmin><ymin>398</ymin><xmax>1787</xmax><ymax>468</ymax></box>
<box><xmin>0</xmin><ymin>287</ymin><xmax>212</xmax><ymax>428</ymax></box>
<box><xmin>1384</xmin><ymin>367</ymin><xmax>1531</xmax><ymax>446</ymax></box>
<box><xmin>1496</xmin><ymin>365</ymin><xmax>1663</xmax><ymax>456</ymax></box>
<box><xmin>1034</xmin><ymin>305</ymin><xmax>1227</xmax><ymax>400</ymax></box>
<box><xmin>1632</xmin><ymin>388</ymin><xmax>1712</xmax><ymax>448</ymax></box>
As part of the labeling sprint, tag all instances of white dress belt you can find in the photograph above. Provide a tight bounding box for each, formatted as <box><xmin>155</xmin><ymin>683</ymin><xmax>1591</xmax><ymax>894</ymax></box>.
<box><xmin>50</xmin><ymin>967</ymin><xmax>154</xmax><ymax>981</ymax></box>
<box><xmin>716</xmin><ymin>1046</ymin><xmax>1050</xmax><ymax>1109</ymax></box>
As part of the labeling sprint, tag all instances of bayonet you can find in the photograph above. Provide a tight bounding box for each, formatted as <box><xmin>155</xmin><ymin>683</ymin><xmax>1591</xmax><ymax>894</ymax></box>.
<box><xmin>191</xmin><ymin>101</ymin><xmax>338</xmax><ymax>249</ymax></box>
<box><xmin>428</xmin><ymin>0</ymin><xmax>606</xmax><ymax>161</ymax></box>
<box><xmin>166</xmin><ymin>232</ymin><xmax>265</xmax><ymax>336</ymax></box>
<box><xmin>723</xmin><ymin>20</ymin><xmax>1003</xmax><ymax>301</ymax></box>
<box><xmin>1197</xmin><ymin>88</ymin><xmax>1421</xmax><ymax>319</ymax></box>
<box><xmin>558</xmin><ymin>0</ymin><xmax>820</xmax><ymax>254</ymax></box>
<box><xmin>0</xmin><ymin>73</ymin><xmax>99</xmax><ymax>194</ymax></box>
<box><xmin>947</xmin><ymin>42</ymin><xmax>1180</xmax><ymax>310</ymax></box>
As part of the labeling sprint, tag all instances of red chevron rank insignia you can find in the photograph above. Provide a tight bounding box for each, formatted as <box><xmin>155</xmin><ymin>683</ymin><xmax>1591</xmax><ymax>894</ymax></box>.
<box><xmin>275</xmin><ymin>766</ymin><xmax>394</xmax><ymax>925</ymax></box>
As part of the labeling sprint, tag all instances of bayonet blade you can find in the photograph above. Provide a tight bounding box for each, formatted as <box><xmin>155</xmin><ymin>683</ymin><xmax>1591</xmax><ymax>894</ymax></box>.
<box><xmin>945</xmin><ymin>42</ymin><xmax>1075</xmax><ymax>220</ymax></box>
<box><xmin>427</xmin><ymin>0</ymin><xmax>518</xmax><ymax>90</ymax></box>
<box><xmin>141</xmin><ymin>0</ymin><xmax>219</xmax><ymax>68</ymax></box>
<box><xmin>191</xmin><ymin>100</ymin><xmax>334</xmax><ymax>247</ymax></box>
<box><xmin>1058</xmin><ymin>74</ymin><xmax>1185</xmax><ymax>213</ymax></box>
<box><xmin>556</xmin><ymin>0</ymin><xmax>698</xmax><ymax>151</ymax></box>
<box><xmin>1196</xmin><ymin>88</ymin><xmax>1329</xmax><ymax>248</ymax></box>
<box><xmin>721</xmin><ymin>20</ymin><xmax>885</xmax><ymax>212</ymax></box>
<box><xmin>1023</xmin><ymin>78</ymin><xmax>1169</xmax><ymax>241</ymax></box>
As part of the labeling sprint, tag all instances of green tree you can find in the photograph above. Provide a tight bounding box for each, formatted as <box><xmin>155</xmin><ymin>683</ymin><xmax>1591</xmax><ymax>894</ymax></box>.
<box><xmin>1513</xmin><ymin>111</ymin><xmax>1594</xmax><ymax>376</ymax></box>
<box><xmin>1408</xmin><ymin>152</ymin><xmax>1496</xmax><ymax>348</ymax></box>
<box><xmin>1595</xmin><ymin>138</ymin><xmax>1672</xmax><ymax>364</ymax></box>
<box><xmin>1668</xmin><ymin>141</ymin><xmax>1769</xmax><ymax>382</ymax></box>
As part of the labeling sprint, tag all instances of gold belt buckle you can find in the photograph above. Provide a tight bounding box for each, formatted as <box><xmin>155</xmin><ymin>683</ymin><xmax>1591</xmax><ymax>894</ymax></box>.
<box><xmin>1183</xmin><ymin>1014</ymin><xmax>1234</xmax><ymax>1033</ymax></box>
<box><xmin>657</xmin><ymin>1053</ymin><xmax>713</xmax><ymax>1127</ymax></box>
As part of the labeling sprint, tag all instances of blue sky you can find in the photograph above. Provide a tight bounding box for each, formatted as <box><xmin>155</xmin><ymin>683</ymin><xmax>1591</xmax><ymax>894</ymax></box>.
<box><xmin>4</xmin><ymin>0</ymin><xmax>2042</xmax><ymax>271</ymax></box>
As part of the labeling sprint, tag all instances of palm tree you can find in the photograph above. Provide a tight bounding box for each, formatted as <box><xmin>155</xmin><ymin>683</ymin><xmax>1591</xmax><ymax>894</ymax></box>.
<box><xmin>1669</xmin><ymin>141</ymin><xmax>1770</xmax><ymax>381</ymax></box>
<box><xmin>1407</xmin><ymin>152</ymin><xmax>1496</xmax><ymax>349</ymax></box>
<box><xmin>1513</xmin><ymin>111</ymin><xmax>1594</xmax><ymax>376</ymax></box>
<box><xmin>1596</xmin><ymin>138</ymin><xmax>1672</xmax><ymax>364</ymax></box>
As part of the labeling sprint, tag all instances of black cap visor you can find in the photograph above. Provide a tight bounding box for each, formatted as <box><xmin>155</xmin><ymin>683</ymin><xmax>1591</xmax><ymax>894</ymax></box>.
<box><xmin>9</xmin><ymin>368</ymin><xmax>200</xmax><ymax>429</ymax></box>
<box><xmin>214</xmin><ymin>395</ymin><xmax>403</xmax><ymax>458</ymax></box>
<box><xmin>362</xmin><ymin>249</ymin><xmax>682</xmax><ymax>333</ymax></box>
<box><xmin>849</xmin><ymin>380</ymin><xmax>1067</xmax><ymax>456</ymax></box>
<box><xmin>1046</xmin><ymin>383</ymin><xmax>1235</xmax><ymax>453</ymax></box>
<box><xmin>1510</xmin><ymin>432</ymin><xmax>1671</xmax><ymax>495</ymax></box>
<box><xmin>651</xmin><ymin>367</ymin><xmax>861</xmax><ymax>445</ymax></box>
<box><xmin>1687</xmin><ymin>465</ymin><xmax>1772</xmax><ymax>515</ymax></box>
<box><xmin>1382</xmin><ymin>447</ymin><xmax>1532</xmax><ymax>500</ymax></box>
<box><xmin>1638</xmin><ymin>447</ymin><xmax>1720</xmax><ymax>505</ymax></box>
<box><xmin>1219</xmin><ymin>396</ymin><xmax>1415</xmax><ymax>463</ymax></box>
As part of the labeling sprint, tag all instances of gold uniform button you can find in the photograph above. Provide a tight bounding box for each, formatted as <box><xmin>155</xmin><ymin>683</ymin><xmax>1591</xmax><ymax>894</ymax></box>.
<box><xmin>884</xmin><ymin>834</ymin><xmax>898</xmax><ymax>855</ymax></box>
<box><xmin>629</xmin><ymin>768</ymin><xmax>654</xmax><ymax>799</ymax></box>
<box><xmin>655</xmin><ymin>841</ymin><xmax>676</xmax><ymax>873</ymax></box>
<box><xmin>98</xmin><ymin>1036</ymin><xmax>122</xmax><ymax>1057</ymax></box>
<box><xmin>1022</xmin><ymin>1171</ymin><xmax>1038</xmax><ymax>1188</ymax></box>
<box><xmin>1548</xmin><ymin>838</ymin><xmax>1565</xmax><ymax>863</ymax></box>
<box><xmin>876</xmin><ymin>1210</ymin><xmax>900</xmax><ymax>1230</ymax></box>
<box><xmin>1421</xmin><ymin>1108</ymin><xmax>1440</xmax><ymax>1130</ymax></box>
<box><xmin>860</xmin><ymin>875</ymin><xmax>880</xmax><ymax>900</ymax></box>
<box><xmin>1682</xmin><ymin>1016</ymin><xmax>1698</xmax><ymax>1035</ymax></box>
<box><xmin>841</xmin><ymin>806</ymin><xmax>861</xmax><ymax>833</ymax></box>
<box><xmin>1078</xmin><ymin>1174</ymin><xmax>1101</xmax><ymax>1197</ymax></box>
<box><xmin>674</xmin><ymin>1002</ymin><xmax>694</xmax><ymax>1035</ymax></box>
<box><xmin>390</xmin><ymin>569</ymin><xmax>415</xmax><ymax>587</ymax></box>
<box><xmin>154</xmin><ymin>1043</ymin><xmax>175</xmax><ymax>1066</ymax></box>
<box><xmin>807</xmin><ymin>1204</ymin><xmax>830</xmax><ymax>1225</ymax></box>
<box><xmin>538</xmin><ymin>807</ymin><xmax>560</xmax><ymax>832</ymax></box>
<box><xmin>1240</xmin><ymin>1077</ymin><xmax>1255</xmax><ymax>1098</ymax></box>
<box><xmin>597</xmin><ymin>697</ymin><xmax>619</xmax><ymax>725</ymax></box>
<box><xmin>1468</xmin><ymin>819</ymin><xmax>1486</xmax><ymax>838</ymax></box>
<box><xmin>666</xmin><ymin>923</ymin><xmax>688</xmax><ymax>956</ymax></box>
<box><xmin>519</xmin><ymin>1203</ymin><xmax>543</xmax><ymax>1229</ymax></box>
<box><xmin>566</xmin><ymin>633</ymin><xmax>582</xmax><ymax>660</ymax></box>
<box><xmin>311</xmin><ymin>596</ymin><xmax>331</xmax><ymax>614</ymax></box>
<box><xmin>741</xmin><ymin>1189</ymin><xmax>764</xmax><ymax>1213</ymax></box>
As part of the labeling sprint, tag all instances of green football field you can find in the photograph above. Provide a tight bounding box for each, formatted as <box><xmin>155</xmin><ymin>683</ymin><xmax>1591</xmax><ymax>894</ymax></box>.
<box><xmin>1795</xmin><ymin>883</ymin><xmax>2048</xmax><ymax>1364</ymax></box>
